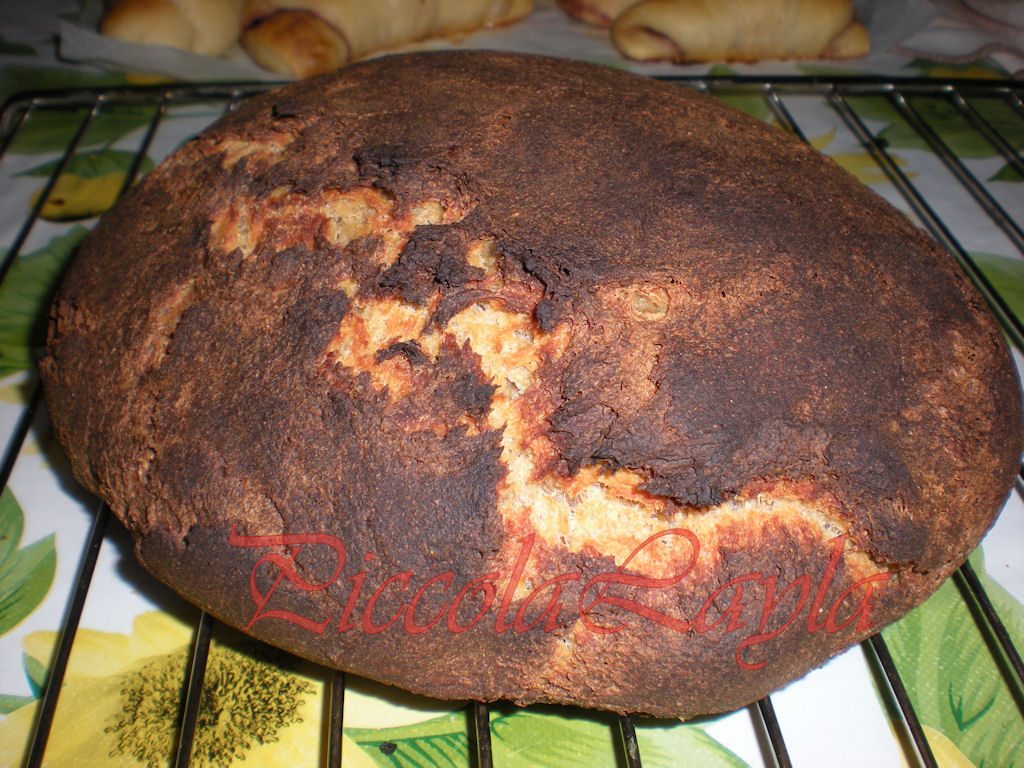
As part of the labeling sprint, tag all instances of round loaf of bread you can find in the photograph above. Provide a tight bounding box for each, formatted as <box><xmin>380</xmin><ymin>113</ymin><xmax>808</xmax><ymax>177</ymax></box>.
<box><xmin>41</xmin><ymin>52</ymin><xmax>1022</xmax><ymax>718</ymax></box>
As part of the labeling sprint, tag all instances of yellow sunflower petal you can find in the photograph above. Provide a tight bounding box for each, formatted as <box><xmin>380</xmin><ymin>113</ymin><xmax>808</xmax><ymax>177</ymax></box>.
<box><xmin>0</xmin><ymin>699</ymin><xmax>40</xmax><ymax>768</ymax></box>
<box><xmin>12</xmin><ymin>612</ymin><xmax>335</xmax><ymax>767</ymax></box>
<box><xmin>22</xmin><ymin>611</ymin><xmax>194</xmax><ymax>680</ymax></box>
<box><xmin>125</xmin><ymin>610</ymin><xmax>197</xmax><ymax>660</ymax></box>
<box><xmin>922</xmin><ymin>725</ymin><xmax>977</xmax><ymax>768</ymax></box>
<box><xmin>39</xmin><ymin>674</ymin><xmax>146</xmax><ymax>767</ymax></box>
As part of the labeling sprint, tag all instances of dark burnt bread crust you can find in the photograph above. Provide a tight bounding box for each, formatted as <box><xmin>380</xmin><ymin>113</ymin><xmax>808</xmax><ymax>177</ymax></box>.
<box><xmin>41</xmin><ymin>51</ymin><xmax>1022</xmax><ymax>718</ymax></box>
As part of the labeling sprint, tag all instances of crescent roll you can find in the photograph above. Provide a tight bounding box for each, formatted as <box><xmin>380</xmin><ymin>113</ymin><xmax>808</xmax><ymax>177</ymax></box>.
<box><xmin>100</xmin><ymin>0</ymin><xmax>246</xmax><ymax>57</ymax></box>
<box><xmin>240</xmin><ymin>0</ymin><xmax>535</xmax><ymax>77</ymax></box>
<box><xmin>611</xmin><ymin>0</ymin><xmax>869</xmax><ymax>63</ymax></box>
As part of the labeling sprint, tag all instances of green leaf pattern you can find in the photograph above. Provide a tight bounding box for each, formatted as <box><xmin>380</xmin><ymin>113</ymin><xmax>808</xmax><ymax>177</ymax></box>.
<box><xmin>0</xmin><ymin>227</ymin><xmax>89</xmax><ymax>377</ymax></box>
<box><xmin>7</xmin><ymin>107</ymin><xmax>156</xmax><ymax>156</ymax></box>
<box><xmin>970</xmin><ymin>252</ymin><xmax>1024</xmax><ymax>326</ymax></box>
<box><xmin>845</xmin><ymin>94</ymin><xmax>1024</xmax><ymax>182</ymax></box>
<box><xmin>17</xmin><ymin>149</ymin><xmax>154</xmax><ymax>180</ymax></box>
<box><xmin>0</xmin><ymin>486</ymin><xmax>56</xmax><ymax>637</ymax></box>
<box><xmin>349</xmin><ymin>712</ymin><xmax>467</xmax><ymax>767</ymax></box>
<box><xmin>347</xmin><ymin>707</ymin><xmax>746</xmax><ymax>768</ymax></box>
<box><xmin>0</xmin><ymin>691</ymin><xmax>36</xmax><ymax>715</ymax></box>
<box><xmin>884</xmin><ymin>550</ymin><xmax>1024</xmax><ymax>767</ymax></box>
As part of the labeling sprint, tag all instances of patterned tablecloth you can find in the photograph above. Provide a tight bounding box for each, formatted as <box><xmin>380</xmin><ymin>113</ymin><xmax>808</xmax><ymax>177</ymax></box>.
<box><xmin>0</xmin><ymin>2</ymin><xmax>1022</xmax><ymax>766</ymax></box>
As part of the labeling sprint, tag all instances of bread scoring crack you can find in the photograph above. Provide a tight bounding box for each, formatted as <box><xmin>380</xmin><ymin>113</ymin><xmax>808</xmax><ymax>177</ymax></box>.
<box><xmin>136</xmin><ymin>279</ymin><xmax>198</xmax><ymax>377</ymax></box>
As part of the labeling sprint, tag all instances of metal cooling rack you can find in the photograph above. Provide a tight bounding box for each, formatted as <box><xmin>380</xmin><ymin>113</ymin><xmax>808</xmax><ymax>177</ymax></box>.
<box><xmin>1</xmin><ymin>74</ymin><xmax>1023</xmax><ymax>768</ymax></box>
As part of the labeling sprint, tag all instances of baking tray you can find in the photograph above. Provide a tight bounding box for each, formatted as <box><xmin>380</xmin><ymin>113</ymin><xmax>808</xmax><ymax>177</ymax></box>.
<box><xmin>0</xmin><ymin>74</ymin><xmax>1021</xmax><ymax>768</ymax></box>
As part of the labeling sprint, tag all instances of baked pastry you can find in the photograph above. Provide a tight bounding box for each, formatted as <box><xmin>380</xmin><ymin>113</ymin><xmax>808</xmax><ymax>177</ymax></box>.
<box><xmin>556</xmin><ymin>0</ymin><xmax>870</xmax><ymax>63</ymax></box>
<box><xmin>41</xmin><ymin>52</ymin><xmax>1021</xmax><ymax>718</ymax></box>
<box><xmin>612</xmin><ymin>0</ymin><xmax>869</xmax><ymax>62</ymax></box>
<box><xmin>100</xmin><ymin>0</ymin><xmax>246</xmax><ymax>57</ymax></box>
<box><xmin>239</xmin><ymin>0</ymin><xmax>535</xmax><ymax>77</ymax></box>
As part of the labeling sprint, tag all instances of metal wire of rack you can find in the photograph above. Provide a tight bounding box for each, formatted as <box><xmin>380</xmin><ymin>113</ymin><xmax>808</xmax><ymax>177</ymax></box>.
<box><xmin>0</xmin><ymin>74</ymin><xmax>1022</xmax><ymax>768</ymax></box>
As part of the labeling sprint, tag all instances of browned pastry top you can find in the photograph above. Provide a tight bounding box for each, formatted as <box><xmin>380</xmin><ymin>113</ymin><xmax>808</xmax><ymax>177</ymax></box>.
<box><xmin>41</xmin><ymin>52</ymin><xmax>1022</xmax><ymax>717</ymax></box>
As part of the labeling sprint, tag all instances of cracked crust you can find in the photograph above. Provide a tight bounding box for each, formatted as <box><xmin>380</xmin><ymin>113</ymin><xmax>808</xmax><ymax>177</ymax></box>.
<box><xmin>40</xmin><ymin>51</ymin><xmax>1022</xmax><ymax>718</ymax></box>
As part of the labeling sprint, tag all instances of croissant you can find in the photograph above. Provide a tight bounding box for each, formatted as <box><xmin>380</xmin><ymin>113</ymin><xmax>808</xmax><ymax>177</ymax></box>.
<box><xmin>100</xmin><ymin>0</ymin><xmax>246</xmax><ymax>57</ymax></box>
<box><xmin>240</xmin><ymin>0</ymin><xmax>535</xmax><ymax>78</ymax></box>
<box><xmin>610</xmin><ymin>0</ymin><xmax>869</xmax><ymax>63</ymax></box>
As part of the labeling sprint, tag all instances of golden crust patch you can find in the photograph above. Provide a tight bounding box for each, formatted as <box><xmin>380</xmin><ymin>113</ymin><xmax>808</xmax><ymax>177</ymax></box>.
<box><xmin>208</xmin><ymin>186</ymin><xmax>394</xmax><ymax>260</ymax></box>
<box><xmin>320</xmin><ymin>187</ymin><xmax>395</xmax><ymax>249</ymax></box>
<box><xmin>446</xmin><ymin>301</ymin><xmax>544</xmax><ymax>398</ymax></box>
<box><xmin>325</xmin><ymin>295</ymin><xmax>437</xmax><ymax>398</ymax></box>
<box><xmin>217</xmin><ymin>131</ymin><xmax>296</xmax><ymax>170</ymax></box>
